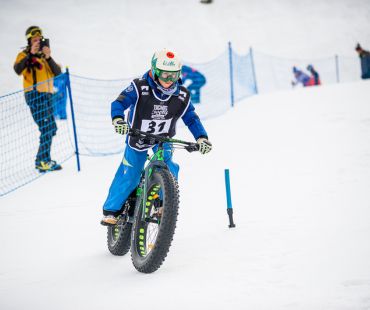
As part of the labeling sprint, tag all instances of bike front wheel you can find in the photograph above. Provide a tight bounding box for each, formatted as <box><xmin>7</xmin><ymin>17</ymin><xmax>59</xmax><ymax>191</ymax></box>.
<box><xmin>131</xmin><ymin>168</ymin><xmax>179</xmax><ymax>273</ymax></box>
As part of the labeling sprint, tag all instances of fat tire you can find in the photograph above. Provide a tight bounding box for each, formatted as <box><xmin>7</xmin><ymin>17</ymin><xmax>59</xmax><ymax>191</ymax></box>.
<box><xmin>107</xmin><ymin>222</ymin><xmax>133</xmax><ymax>256</ymax></box>
<box><xmin>131</xmin><ymin>169</ymin><xmax>179</xmax><ymax>273</ymax></box>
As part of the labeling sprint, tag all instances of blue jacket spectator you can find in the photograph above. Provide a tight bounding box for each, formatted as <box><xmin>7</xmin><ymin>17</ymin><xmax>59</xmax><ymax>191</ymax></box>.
<box><xmin>291</xmin><ymin>66</ymin><xmax>311</xmax><ymax>87</ymax></box>
<box><xmin>181</xmin><ymin>65</ymin><xmax>206</xmax><ymax>104</ymax></box>
<box><xmin>355</xmin><ymin>43</ymin><xmax>370</xmax><ymax>80</ymax></box>
<box><xmin>53</xmin><ymin>74</ymin><xmax>67</xmax><ymax>120</ymax></box>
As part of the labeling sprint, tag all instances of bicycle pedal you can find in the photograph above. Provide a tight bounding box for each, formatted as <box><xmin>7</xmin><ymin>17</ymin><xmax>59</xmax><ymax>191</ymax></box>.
<box><xmin>148</xmin><ymin>244</ymin><xmax>155</xmax><ymax>250</ymax></box>
<box><xmin>154</xmin><ymin>207</ymin><xmax>164</xmax><ymax>217</ymax></box>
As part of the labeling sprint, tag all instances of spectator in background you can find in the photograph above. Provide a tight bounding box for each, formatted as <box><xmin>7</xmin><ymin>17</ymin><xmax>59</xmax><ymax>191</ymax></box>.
<box><xmin>13</xmin><ymin>26</ymin><xmax>62</xmax><ymax>172</ymax></box>
<box><xmin>307</xmin><ymin>64</ymin><xmax>321</xmax><ymax>86</ymax></box>
<box><xmin>181</xmin><ymin>65</ymin><xmax>206</xmax><ymax>104</ymax></box>
<box><xmin>291</xmin><ymin>66</ymin><xmax>310</xmax><ymax>87</ymax></box>
<box><xmin>355</xmin><ymin>43</ymin><xmax>370</xmax><ymax>80</ymax></box>
<box><xmin>53</xmin><ymin>75</ymin><xmax>67</xmax><ymax>120</ymax></box>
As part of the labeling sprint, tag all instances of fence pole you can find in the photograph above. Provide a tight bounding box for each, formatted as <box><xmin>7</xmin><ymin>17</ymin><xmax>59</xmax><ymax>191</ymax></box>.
<box><xmin>228</xmin><ymin>42</ymin><xmax>235</xmax><ymax>107</ymax></box>
<box><xmin>249</xmin><ymin>47</ymin><xmax>259</xmax><ymax>94</ymax></box>
<box><xmin>335</xmin><ymin>54</ymin><xmax>340</xmax><ymax>83</ymax></box>
<box><xmin>65</xmin><ymin>68</ymin><xmax>81</xmax><ymax>172</ymax></box>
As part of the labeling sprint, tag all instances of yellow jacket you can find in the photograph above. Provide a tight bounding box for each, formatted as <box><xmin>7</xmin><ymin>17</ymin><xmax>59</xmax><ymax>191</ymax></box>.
<box><xmin>14</xmin><ymin>50</ymin><xmax>60</xmax><ymax>93</ymax></box>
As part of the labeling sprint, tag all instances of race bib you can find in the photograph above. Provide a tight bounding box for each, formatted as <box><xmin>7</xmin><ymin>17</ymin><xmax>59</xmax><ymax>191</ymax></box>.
<box><xmin>141</xmin><ymin>119</ymin><xmax>172</xmax><ymax>135</ymax></box>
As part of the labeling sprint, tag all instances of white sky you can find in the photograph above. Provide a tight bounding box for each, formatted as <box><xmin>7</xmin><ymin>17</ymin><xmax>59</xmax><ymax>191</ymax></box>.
<box><xmin>1</xmin><ymin>0</ymin><xmax>370</xmax><ymax>94</ymax></box>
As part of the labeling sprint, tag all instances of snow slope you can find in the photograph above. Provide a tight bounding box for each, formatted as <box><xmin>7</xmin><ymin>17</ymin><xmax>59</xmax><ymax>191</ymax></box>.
<box><xmin>1</xmin><ymin>80</ymin><xmax>370</xmax><ymax>310</ymax></box>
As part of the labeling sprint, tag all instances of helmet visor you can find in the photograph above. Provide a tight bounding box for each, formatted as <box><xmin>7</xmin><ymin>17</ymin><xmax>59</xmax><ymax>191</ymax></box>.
<box><xmin>26</xmin><ymin>28</ymin><xmax>42</xmax><ymax>39</ymax></box>
<box><xmin>157</xmin><ymin>70</ymin><xmax>180</xmax><ymax>83</ymax></box>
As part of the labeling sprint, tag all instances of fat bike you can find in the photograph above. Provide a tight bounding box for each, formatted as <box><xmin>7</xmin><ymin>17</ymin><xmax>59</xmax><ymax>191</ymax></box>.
<box><xmin>106</xmin><ymin>129</ymin><xmax>199</xmax><ymax>273</ymax></box>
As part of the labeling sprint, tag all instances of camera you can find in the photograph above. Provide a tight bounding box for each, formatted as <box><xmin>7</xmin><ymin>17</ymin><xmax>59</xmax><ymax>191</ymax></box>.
<box><xmin>40</xmin><ymin>38</ymin><xmax>50</xmax><ymax>49</ymax></box>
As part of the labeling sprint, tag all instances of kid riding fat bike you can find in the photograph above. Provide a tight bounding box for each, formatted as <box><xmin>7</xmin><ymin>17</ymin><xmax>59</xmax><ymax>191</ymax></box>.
<box><xmin>106</xmin><ymin>128</ymin><xmax>199</xmax><ymax>273</ymax></box>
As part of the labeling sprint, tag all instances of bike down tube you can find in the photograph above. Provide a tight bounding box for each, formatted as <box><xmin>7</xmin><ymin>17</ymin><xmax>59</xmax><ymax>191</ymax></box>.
<box><xmin>140</xmin><ymin>151</ymin><xmax>166</xmax><ymax>221</ymax></box>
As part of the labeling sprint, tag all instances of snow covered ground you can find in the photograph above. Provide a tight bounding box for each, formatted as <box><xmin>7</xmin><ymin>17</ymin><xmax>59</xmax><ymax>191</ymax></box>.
<box><xmin>1</xmin><ymin>80</ymin><xmax>370</xmax><ymax>310</ymax></box>
<box><xmin>1</xmin><ymin>0</ymin><xmax>370</xmax><ymax>309</ymax></box>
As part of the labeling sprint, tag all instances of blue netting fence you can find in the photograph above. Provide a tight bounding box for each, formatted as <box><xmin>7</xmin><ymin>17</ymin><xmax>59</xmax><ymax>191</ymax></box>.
<box><xmin>68</xmin><ymin>75</ymin><xmax>131</xmax><ymax>156</ymax></box>
<box><xmin>70</xmin><ymin>49</ymin><xmax>258</xmax><ymax>157</ymax></box>
<box><xmin>0</xmin><ymin>73</ymin><xmax>75</xmax><ymax>195</ymax></box>
<box><xmin>0</xmin><ymin>46</ymin><xmax>362</xmax><ymax>196</ymax></box>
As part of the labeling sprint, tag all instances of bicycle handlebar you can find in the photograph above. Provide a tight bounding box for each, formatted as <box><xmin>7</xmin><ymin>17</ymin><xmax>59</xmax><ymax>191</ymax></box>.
<box><xmin>129</xmin><ymin>128</ymin><xmax>199</xmax><ymax>153</ymax></box>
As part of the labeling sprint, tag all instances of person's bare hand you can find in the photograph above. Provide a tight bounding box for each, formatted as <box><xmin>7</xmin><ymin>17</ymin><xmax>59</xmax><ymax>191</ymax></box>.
<box><xmin>42</xmin><ymin>46</ymin><xmax>51</xmax><ymax>59</ymax></box>
<box><xmin>30</xmin><ymin>41</ymin><xmax>39</xmax><ymax>54</ymax></box>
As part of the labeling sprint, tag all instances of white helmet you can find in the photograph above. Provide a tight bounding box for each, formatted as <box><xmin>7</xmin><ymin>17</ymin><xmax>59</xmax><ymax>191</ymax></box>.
<box><xmin>151</xmin><ymin>49</ymin><xmax>182</xmax><ymax>83</ymax></box>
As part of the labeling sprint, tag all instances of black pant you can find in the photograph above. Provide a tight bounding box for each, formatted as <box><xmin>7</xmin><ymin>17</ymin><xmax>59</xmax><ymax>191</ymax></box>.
<box><xmin>25</xmin><ymin>91</ymin><xmax>57</xmax><ymax>163</ymax></box>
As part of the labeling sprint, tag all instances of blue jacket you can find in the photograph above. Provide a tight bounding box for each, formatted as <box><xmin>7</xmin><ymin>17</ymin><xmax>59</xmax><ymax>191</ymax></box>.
<box><xmin>293</xmin><ymin>70</ymin><xmax>311</xmax><ymax>86</ymax></box>
<box><xmin>359</xmin><ymin>51</ymin><xmax>370</xmax><ymax>79</ymax></box>
<box><xmin>181</xmin><ymin>65</ymin><xmax>206</xmax><ymax>88</ymax></box>
<box><xmin>111</xmin><ymin>71</ymin><xmax>208</xmax><ymax>140</ymax></box>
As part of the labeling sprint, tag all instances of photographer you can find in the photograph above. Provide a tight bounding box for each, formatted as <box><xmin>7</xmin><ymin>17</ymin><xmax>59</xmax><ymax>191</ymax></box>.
<box><xmin>14</xmin><ymin>26</ymin><xmax>62</xmax><ymax>172</ymax></box>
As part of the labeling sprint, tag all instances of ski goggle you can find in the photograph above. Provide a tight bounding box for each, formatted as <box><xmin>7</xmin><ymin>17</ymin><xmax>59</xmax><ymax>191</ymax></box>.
<box><xmin>26</xmin><ymin>28</ymin><xmax>42</xmax><ymax>39</ymax></box>
<box><xmin>157</xmin><ymin>69</ymin><xmax>181</xmax><ymax>83</ymax></box>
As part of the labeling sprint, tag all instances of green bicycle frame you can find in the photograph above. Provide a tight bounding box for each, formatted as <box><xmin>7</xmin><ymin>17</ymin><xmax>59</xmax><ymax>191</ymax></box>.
<box><xmin>129</xmin><ymin>129</ymin><xmax>198</xmax><ymax>222</ymax></box>
<box><xmin>136</xmin><ymin>144</ymin><xmax>168</xmax><ymax>221</ymax></box>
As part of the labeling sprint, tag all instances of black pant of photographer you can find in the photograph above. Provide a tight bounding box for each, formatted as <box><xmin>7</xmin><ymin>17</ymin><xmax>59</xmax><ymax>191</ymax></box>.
<box><xmin>25</xmin><ymin>91</ymin><xmax>57</xmax><ymax>165</ymax></box>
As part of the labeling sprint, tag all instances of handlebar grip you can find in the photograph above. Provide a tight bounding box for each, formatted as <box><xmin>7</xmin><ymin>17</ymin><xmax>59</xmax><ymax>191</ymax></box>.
<box><xmin>185</xmin><ymin>144</ymin><xmax>200</xmax><ymax>153</ymax></box>
<box><xmin>128</xmin><ymin>128</ymin><xmax>138</xmax><ymax>136</ymax></box>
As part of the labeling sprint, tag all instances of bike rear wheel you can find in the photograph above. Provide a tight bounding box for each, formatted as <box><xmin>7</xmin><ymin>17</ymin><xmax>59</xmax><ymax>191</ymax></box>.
<box><xmin>131</xmin><ymin>168</ymin><xmax>179</xmax><ymax>273</ymax></box>
<box><xmin>107</xmin><ymin>197</ymin><xmax>136</xmax><ymax>256</ymax></box>
<box><xmin>107</xmin><ymin>218</ymin><xmax>132</xmax><ymax>256</ymax></box>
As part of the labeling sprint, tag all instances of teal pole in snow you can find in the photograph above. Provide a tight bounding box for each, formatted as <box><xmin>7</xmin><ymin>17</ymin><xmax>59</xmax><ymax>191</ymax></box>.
<box><xmin>224</xmin><ymin>169</ymin><xmax>236</xmax><ymax>228</ymax></box>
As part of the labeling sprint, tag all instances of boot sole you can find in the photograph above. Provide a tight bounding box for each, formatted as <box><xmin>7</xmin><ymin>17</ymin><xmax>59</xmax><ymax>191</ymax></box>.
<box><xmin>100</xmin><ymin>220</ymin><xmax>118</xmax><ymax>226</ymax></box>
<box><xmin>37</xmin><ymin>167</ymin><xmax>63</xmax><ymax>173</ymax></box>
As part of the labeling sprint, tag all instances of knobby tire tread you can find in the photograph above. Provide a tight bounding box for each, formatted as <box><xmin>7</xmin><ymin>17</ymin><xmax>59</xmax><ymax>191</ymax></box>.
<box><xmin>107</xmin><ymin>222</ymin><xmax>132</xmax><ymax>256</ymax></box>
<box><xmin>131</xmin><ymin>169</ymin><xmax>179</xmax><ymax>273</ymax></box>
